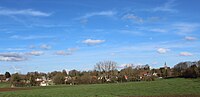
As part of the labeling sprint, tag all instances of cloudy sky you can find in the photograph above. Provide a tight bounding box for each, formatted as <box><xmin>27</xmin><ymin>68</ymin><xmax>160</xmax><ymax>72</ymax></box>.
<box><xmin>0</xmin><ymin>0</ymin><xmax>200</xmax><ymax>74</ymax></box>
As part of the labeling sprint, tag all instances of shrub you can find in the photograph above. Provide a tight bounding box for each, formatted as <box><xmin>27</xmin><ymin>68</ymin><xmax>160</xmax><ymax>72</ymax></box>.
<box><xmin>53</xmin><ymin>73</ymin><xmax>65</xmax><ymax>85</ymax></box>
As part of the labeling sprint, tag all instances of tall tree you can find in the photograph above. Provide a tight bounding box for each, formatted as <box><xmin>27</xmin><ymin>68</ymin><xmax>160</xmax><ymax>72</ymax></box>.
<box><xmin>5</xmin><ymin>71</ymin><xmax>11</xmax><ymax>78</ymax></box>
<box><xmin>62</xmin><ymin>69</ymin><xmax>68</xmax><ymax>76</ymax></box>
<box><xmin>53</xmin><ymin>73</ymin><xmax>65</xmax><ymax>85</ymax></box>
<box><xmin>95</xmin><ymin>60</ymin><xmax>117</xmax><ymax>72</ymax></box>
<box><xmin>197</xmin><ymin>60</ymin><xmax>200</xmax><ymax>67</ymax></box>
<box><xmin>69</xmin><ymin>69</ymin><xmax>80</xmax><ymax>77</ymax></box>
<box><xmin>10</xmin><ymin>73</ymin><xmax>21</xmax><ymax>87</ymax></box>
<box><xmin>173</xmin><ymin>62</ymin><xmax>189</xmax><ymax>77</ymax></box>
<box><xmin>183</xmin><ymin>65</ymin><xmax>199</xmax><ymax>78</ymax></box>
<box><xmin>29</xmin><ymin>75</ymin><xmax>37</xmax><ymax>86</ymax></box>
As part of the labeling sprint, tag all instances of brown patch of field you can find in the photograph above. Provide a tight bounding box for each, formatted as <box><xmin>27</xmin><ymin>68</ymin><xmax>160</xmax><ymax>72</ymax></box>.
<box><xmin>0</xmin><ymin>88</ymin><xmax>31</xmax><ymax>92</ymax></box>
<box><xmin>121</xmin><ymin>95</ymin><xmax>200</xmax><ymax>97</ymax></box>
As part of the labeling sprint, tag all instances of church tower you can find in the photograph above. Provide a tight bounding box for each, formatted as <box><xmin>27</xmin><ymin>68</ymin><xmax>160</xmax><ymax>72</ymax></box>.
<box><xmin>164</xmin><ymin>62</ymin><xmax>167</xmax><ymax>70</ymax></box>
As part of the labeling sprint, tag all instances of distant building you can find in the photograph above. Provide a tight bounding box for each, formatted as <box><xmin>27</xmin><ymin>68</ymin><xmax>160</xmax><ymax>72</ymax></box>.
<box><xmin>159</xmin><ymin>62</ymin><xmax>172</xmax><ymax>78</ymax></box>
<box><xmin>160</xmin><ymin>62</ymin><xmax>170</xmax><ymax>70</ymax></box>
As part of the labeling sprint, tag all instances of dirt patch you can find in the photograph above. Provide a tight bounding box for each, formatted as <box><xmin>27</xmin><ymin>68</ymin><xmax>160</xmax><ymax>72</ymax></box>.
<box><xmin>0</xmin><ymin>88</ymin><xmax>31</xmax><ymax>92</ymax></box>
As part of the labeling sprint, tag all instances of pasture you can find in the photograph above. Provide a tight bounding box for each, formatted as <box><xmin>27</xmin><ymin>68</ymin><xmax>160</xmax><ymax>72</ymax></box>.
<box><xmin>0</xmin><ymin>78</ymin><xmax>200</xmax><ymax>97</ymax></box>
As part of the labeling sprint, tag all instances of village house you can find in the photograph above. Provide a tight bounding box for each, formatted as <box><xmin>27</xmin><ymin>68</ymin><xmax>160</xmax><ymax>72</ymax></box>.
<box><xmin>35</xmin><ymin>76</ymin><xmax>53</xmax><ymax>86</ymax></box>
<box><xmin>0</xmin><ymin>74</ymin><xmax>6</xmax><ymax>82</ymax></box>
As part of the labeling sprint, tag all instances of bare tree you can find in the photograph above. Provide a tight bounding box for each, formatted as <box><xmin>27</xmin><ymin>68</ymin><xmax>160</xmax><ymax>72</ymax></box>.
<box><xmin>94</xmin><ymin>61</ymin><xmax>117</xmax><ymax>83</ymax></box>
<box><xmin>95</xmin><ymin>60</ymin><xmax>117</xmax><ymax>72</ymax></box>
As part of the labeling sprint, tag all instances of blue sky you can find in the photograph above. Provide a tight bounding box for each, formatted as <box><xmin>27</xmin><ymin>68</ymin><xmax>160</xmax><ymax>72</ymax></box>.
<box><xmin>0</xmin><ymin>0</ymin><xmax>200</xmax><ymax>74</ymax></box>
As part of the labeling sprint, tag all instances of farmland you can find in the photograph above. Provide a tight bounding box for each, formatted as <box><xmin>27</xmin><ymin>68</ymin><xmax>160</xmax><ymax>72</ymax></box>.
<box><xmin>0</xmin><ymin>78</ymin><xmax>200</xmax><ymax>97</ymax></box>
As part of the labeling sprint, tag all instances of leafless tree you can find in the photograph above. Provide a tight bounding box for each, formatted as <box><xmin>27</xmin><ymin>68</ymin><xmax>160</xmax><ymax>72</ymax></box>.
<box><xmin>95</xmin><ymin>60</ymin><xmax>117</xmax><ymax>72</ymax></box>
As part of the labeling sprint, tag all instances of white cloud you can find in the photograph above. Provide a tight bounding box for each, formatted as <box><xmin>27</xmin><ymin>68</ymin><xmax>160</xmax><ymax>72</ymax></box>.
<box><xmin>157</xmin><ymin>48</ymin><xmax>170</xmax><ymax>54</ymax></box>
<box><xmin>55</xmin><ymin>48</ymin><xmax>78</xmax><ymax>56</ymax></box>
<box><xmin>153</xmin><ymin>0</ymin><xmax>177</xmax><ymax>12</ymax></box>
<box><xmin>0</xmin><ymin>8</ymin><xmax>51</xmax><ymax>16</ymax></box>
<box><xmin>77</xmin><ymin>11</ymin><xmax>116</xmax><ymax>24</ymax></box>
<box><xmin>26</xmin><ymin>51</ymin><xmax>44</xmax><ymax>56</ymax></box>
<box><xmin>80</xmin><ymin>11</ymin><xmax>116</xmax><ymax>19</ymax></box>
<box><xmin>173</xmin><ymin>23</ymin><xmax>199</xmax><ymax>35</ymax></box>
<box><xmin>55</xmin><ymin>50</ymin><xmax>71</xmax><ymax>56</ymax></box>
<box><xmin>67</xmin><ymin>48</ymin><xmax>78</xmax><ymax>52</ymax></box>
<box><xmin>0</xmin><ymin>52</ymin><xmax>26</xmax><ymax>62</ymax></box>
<box><xmin>30</xmin><ymin>24</ymin><xmax>70</xmax><ymax>28</ymax></box>
<box><xmin>29</xmin><ymin>45</ymin><xmax>36</xmax><ymax>49</ymax></box>
<box><xmin>150</xmin><ymin>28</ymin><xmax>167</xmax><ymax>33</ymax></box>
<box><xmin>5</xmin><ymin>48</ymin><xmax>26</xmax><ymax>51</ymax></box>
<box><xmin>179</xmin><ymin>52</ymin><xmax>193</xmax><ymax>56</ymax></box>
<box><xmin>119</xmin><ymin>30</ymin><xmax>143</xmax><ymax>35</ymax></box>
<box><xmin>10</xmin><ymin>35</ymin><xmax>54</xmax><ymax>40</ymax></box>
<box><xmin>122</xmin><ymin>13</ymin><xmax>143</xmax><ymax>23</ymax></box>
<box><xmin>40</xmin><ymin>44</ymin><xmax>51</xmax><ymax>50</ymax></box>
<box><xmin>82</xmin><ymin>39</ymin><xmax>105</xmax><ymax>45</ymax></box>
<box><xmin>185</xmin><ymin>36</ymin><xmax>197</xmax><ymax>41</ymax></box>
<box><xmin>0</xmin><ymin>51</ymin><xmax>45</xmax><ymax>62</ymax></box>
<box><xmin>121</xmin><ymin>64</ymin><xmax>134</xmax><ymax>68</ymax></box>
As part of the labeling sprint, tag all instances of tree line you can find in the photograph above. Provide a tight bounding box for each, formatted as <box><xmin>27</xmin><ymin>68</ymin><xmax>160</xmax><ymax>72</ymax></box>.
<box><xmin>0</xmin><ymin>60</ymin><xmax>200</xmax><ymax>87</ymax></box>
<box><xmin>173</xmin><ymin>61</ymin><xmax>200</xmax><ymax>78</ymax></box>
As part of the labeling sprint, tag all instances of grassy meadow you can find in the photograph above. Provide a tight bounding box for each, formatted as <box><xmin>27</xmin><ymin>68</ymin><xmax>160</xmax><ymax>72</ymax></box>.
<box><xmin>0</xmin><ymin>82</ymin><xmax>10</xmax><ymax>88</ymax></box>
<box><xmin>0</xmin><ymin>78</ymin><xmax>200</xmax><ymax>97</ymax></box>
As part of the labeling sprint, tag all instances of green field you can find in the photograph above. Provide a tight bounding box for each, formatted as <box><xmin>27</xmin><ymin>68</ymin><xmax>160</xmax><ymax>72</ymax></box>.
<box><xmin>0</xmin><ymin>82</ymin><xmax>10</xmax><ymax>88</ymax></box>
<box><xmin>0</xmin><ymin>78</ymin><xmax>200</xmax><ymax>97</ymax></box>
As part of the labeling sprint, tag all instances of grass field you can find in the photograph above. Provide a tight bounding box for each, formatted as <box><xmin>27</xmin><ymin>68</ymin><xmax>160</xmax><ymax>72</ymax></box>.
<box><xmin>0</xmin><ymin>82</ymin><xmax>10</xmax><ymax>88</ymax></box>
<box><xmin>0</xmin><ymin>78</ymin><xmax>200</xmax><ymax>97</ymax></box>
